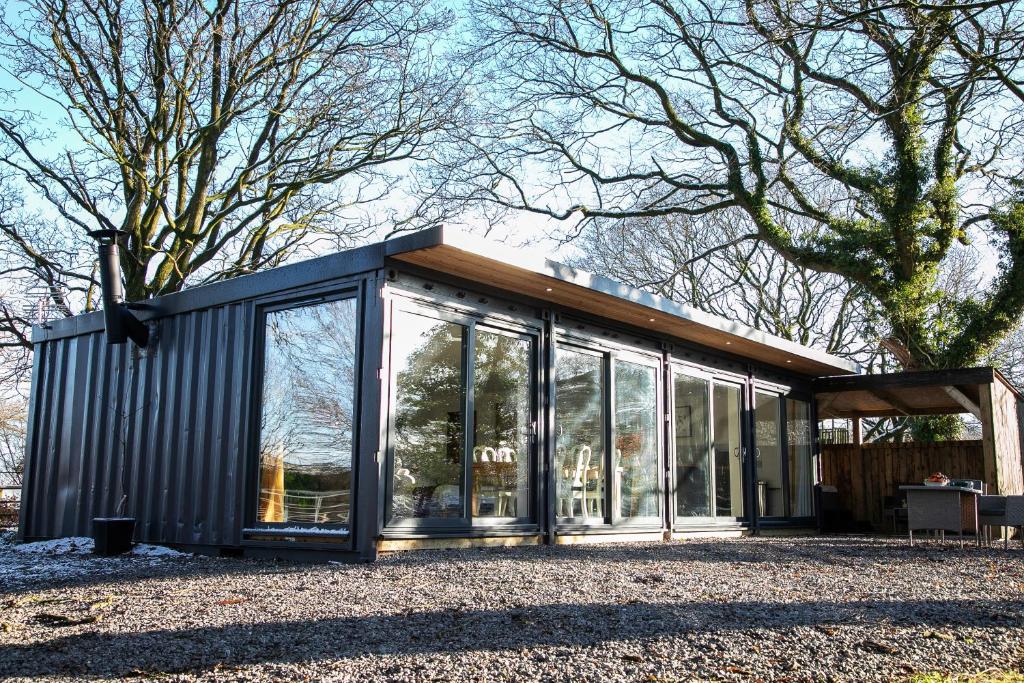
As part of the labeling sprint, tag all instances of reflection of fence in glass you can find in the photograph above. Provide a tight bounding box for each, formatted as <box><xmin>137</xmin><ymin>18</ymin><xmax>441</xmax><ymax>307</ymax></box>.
<box><xmin>258</xmin><ymin>488</ymin><xmax>350</xmax><ymax>524</ymax></box>
<box><xmin>258</xmin><ymin>450</ymin><xmax>351</xmax><ymax>524</ymax></box>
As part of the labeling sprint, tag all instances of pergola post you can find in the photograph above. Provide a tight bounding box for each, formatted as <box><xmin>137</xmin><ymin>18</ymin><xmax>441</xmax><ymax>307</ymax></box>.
<box><xmin>851</xmin><ymin>416</ymin><xmax>862</xmax><ymax>447</ymax></box>
<box><xmin>979</xmin><ymin>375</ymin><xmax>1024</xmax><ymax>497</ymax></box>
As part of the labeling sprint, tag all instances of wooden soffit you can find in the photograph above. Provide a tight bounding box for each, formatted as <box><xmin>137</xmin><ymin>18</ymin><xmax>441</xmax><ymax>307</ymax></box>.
<box><xmin>384</xmin><ymin>226</ymin><xmax>859</xmax><ymax>377</ymax></box>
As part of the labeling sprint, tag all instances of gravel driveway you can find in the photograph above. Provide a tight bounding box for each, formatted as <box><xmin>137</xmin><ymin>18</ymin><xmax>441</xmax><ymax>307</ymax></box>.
<box><xmin>1</xmin><ymin>531</ymin><xmax>1022</xmax><ymax>681</ymax></box>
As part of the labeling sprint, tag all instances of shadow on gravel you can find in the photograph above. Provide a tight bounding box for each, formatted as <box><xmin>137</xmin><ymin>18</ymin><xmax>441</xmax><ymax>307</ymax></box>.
<box><xmin>2</xmin><ymin>596</ymin><xmax>1021</xmax><ymax>678</ymax></box>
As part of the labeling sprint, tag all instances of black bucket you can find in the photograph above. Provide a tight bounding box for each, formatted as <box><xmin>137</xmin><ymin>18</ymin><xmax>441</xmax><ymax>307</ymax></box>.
<box><xmin>92</xmin><ymin>517</ymin><xmax>136</xmax><ymax>556</ymax></box>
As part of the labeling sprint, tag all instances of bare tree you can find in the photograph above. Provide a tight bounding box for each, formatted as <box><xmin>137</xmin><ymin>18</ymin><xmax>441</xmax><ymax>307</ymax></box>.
<box><xmin>454</xmin><ymin>0</ymin><xmax>1024</xmax><ymax>392</ymax></box>
<box><xmin>0</xmin><ymin>396</ymin><xmax>25</xmax><ymax>490</ymax></box>
<box><xmin>989</xmin><ymin>322</ymin><xmax>1024</xmax><ymax>388</ymax></box>
<box><xmin>570</xmin><ymin>211</ymin><xmax>881</xmax><ymax>365</ymax></box>
<box><xmin>0</xmin><ymin>0</ymin><xmax>463</xmax><ymax>309</ymax></box>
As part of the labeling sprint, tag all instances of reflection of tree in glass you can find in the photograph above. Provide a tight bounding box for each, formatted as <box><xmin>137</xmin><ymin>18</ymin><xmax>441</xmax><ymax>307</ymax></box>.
<box><xmin>473</xmin><ymin>331</ymin><xmax>530</xmax><ymax>449</ymax></box>
<box><xmin>615</xmin><ymin>361</ymin><xmax>659</xmax><ymax>518</ymax></box>
<box><xmin>555</xmin><ymin>350</ymin><xmax>605</xmax><ymax>517</ymax></box>
<box><xmin>258</xmin><ymin>299</ymin><xmax>357</xmax><ymax>525</ymax></box>
<box><xmin>392</xmin><ymin>314</ymin><xmax>465</xmax><ymax>518</ymax></box>
<box><xmin>555</xmin><ymin>351</ymin><xmax>603</xmax><ymax>450</ymax></box>
<box><xmin>474</xmin><ymin>330</ymin><xmax>532</xmax><ymax>518</ymax></box>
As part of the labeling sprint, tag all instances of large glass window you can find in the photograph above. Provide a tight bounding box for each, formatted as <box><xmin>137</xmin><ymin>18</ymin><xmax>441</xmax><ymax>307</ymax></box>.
<box><xmin>555</xmin><ymin>348</ymin><xmax>605</xmax><ymax>520</ymax></box>
<box><xmin>614</xmin><ymin>360</ymin><xmax>659</xmax><ymax>519</ymax></box>
<box><xmin>674</xmin><ymin>372</ymin><xmax>745</xmax><ymax>521</ymax></box>
<box><xmin>754</xmin><ymin>391</ymin><xmax>785</xmax><ymax>517</ymax></box>
<box><xmin>390</xmin><ymin>311</ymin><xmax>466</xmax><ymax>520</ymax></box>
<box><xmin>673</xmin><ymin>373</ymin><xmax>711</xmax><ymax>517</ymax></box>
<box><xmin>387</xmin><ymin>303</ymin><xmax>538</xmax><ymax>526</ymax></box>
<box><xmin>787</xmin><ymin>399</ymin><xmax>815</xmax><ymax>517</ymax></box>
<box><xmin>712</xmin><ymin>383</ymin><xmax>745</xmax><ymax>518</ymax></box>
<box><xmin>257</xmin><ymin>298</ymin><xmax>357</xmax><ymax>526</ymax></box>
<box><xmin>472</xmin><ymin>329</ymin><xmax>532</xmax><ymax>520</ymax></box>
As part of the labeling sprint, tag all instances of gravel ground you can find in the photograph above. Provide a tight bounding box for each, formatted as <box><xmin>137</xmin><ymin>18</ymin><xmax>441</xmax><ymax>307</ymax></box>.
<box><xmin>1</xmin><ymin>529</ymin><xmax>1023</xmax><ymax>682</ymax></box>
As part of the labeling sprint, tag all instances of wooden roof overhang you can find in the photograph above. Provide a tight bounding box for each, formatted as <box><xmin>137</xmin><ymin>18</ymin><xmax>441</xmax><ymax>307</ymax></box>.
<box><xmin>813</xmin><ymin>367</ymin><xmax>1022</xmax><ymax>419</ymax></box>
<box><xmin>384</xmin><ymin>226</ymin><xmax>859</xmax><ymax>377</ymax></box>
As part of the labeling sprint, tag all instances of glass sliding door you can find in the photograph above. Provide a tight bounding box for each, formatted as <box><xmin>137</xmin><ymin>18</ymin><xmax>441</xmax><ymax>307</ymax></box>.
<box><xmin>712</xmin><ymin>382</ymin><xmax>745</xmax><ymax>518</ymax></box>
<box><xmin>555</xmin><ymin>348</ymin><xmax>606</xmax><ymax>521</ymax></box>
<box><xmin>754</xmin><ymin>391</ymin><xmax>785</xmax><ymax>517</ymax></box>
<box><xmin>472</xmin><ymin>328</ymin><xmax>533</xmax><ymax>520</ymax></box>
<box><xmin>387</xmin><ymin>300</ymin><xmax>539</xmax><ymax>528</ymax></box>
<box><xmin>672</xmin><ymin>370</ymin><xmax>745</xmax><ymax>522</ymax></box>
<box><xmin>390</xmin><ymin>310</ymin><xmax>467</xmax><ymax>520</ymax></box>
<box><xmin>673</xmin><ymin>373</ymin><xmax>711</xmax><ymax>517</ymax></box>
<box><xmin>256</xmin><ymin>297</ymin><xmax>358</xmax><ymax>527</ymax></box>
<box><xmin>614</xmin><ymin>360</ymin><xmax>660</xmax><ymax>520</ymax></box>
<box><xmin>787</xmin><ymin>398</ymin><xmax>815</xmax><ymax>517</ymax></box>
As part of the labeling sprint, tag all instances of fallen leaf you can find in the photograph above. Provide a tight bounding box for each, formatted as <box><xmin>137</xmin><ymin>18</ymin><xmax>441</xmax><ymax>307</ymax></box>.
<box><xmin>215</xmin><ymin>598</ymin><xmax>246</xmax><ymax>606</ymax></box>
<box><xmin>922</xmin><ymin>630</ymin><xmax>955</xmax><ymax>641</ymax></box>
<box><xmin>621</xmin><ymin>654</ymin><xmax>643</xmax><ymax>663</ymax></box>
<box><xmin>4</xmin><ymin>596</ymin><xmax>62</xmax><ymax>609</ymax></box>
<box><xmin>88</xmin><ymin>597</ymin><xmax>114</xmax><ymax>611</ymax></box>
<box><xmin>860</xmin><ymin>639</ymin><xmax>897</xmax><ymax>655</ymax></box>
<box><xmin>724</xmin><ymin>666</ymin><xmax>753</xmax><ymax>675</ymax></box>
<box><xmin>1</xmin><ymin>620</ymin><xmax>18</xmax><ymax>632</ymax></box>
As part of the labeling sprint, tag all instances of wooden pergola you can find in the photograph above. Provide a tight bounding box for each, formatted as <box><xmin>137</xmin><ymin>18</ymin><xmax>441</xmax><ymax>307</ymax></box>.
<box><xmin>813</xmin><ymin>368</ymin><xmax>1024</xmax><ymax>527</ymax></box>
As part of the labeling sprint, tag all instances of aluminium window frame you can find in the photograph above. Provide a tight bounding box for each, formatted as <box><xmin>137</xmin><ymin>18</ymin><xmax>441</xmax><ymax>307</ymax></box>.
<box><xmin>750</xmin><ymin>383</ymin><xmax>816</xmax><ymax>523</ymax></box>
<box><xmin>784</xmin><ymin>394</ymin><xmax>817</xmax><ymax>522</ymax></box>
<box><xmin>245</xmin><ymin>281</ymin><xmax>365</xmax><ymax>548</ymax></box>
<box><xmin>752</xmin><ymin>388</ymin><xmax>789</xmax><ymax>520</ymax></box>
<box><xmin>552</xmin><ymin>330</ymin><xmax>665</xmax><ymax>532</ymax></box>
<box><xmin>383</xmin><ymin>293</ymin><xmax>543</xmax><ymax>534</ymax></box>
<box><xmin>668</xmin><ymin>362</ymin><xmax>750</xmax><ymax>528</ymax></box>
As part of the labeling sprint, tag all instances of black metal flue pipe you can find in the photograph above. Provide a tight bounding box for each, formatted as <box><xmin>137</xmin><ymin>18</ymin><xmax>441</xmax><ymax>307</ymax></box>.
<box><xmin>88</xmin><ymin>229</ymin><xmax>149</xmax><ymax>347</ymax></box>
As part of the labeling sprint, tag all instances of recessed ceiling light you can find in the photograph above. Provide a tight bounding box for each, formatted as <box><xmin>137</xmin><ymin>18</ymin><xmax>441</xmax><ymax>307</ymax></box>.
<box><xmin>545</xmin><ymin>287</ymin><xmax>553</xmax><ymax>292</ymax></box>
<box><xmin>725</xmin><ymin>341</ymin><xmax>731</xmax><ymax>345</ymax></box>
<box><xmin>648</xmin><ymin>318</ymin><xmax>655</xmax><ymax>322</ymax></box>
<box><xmin>786</xmin><ymin>360</ymin><xmax>792</xmax><ymax>363</ymax></box>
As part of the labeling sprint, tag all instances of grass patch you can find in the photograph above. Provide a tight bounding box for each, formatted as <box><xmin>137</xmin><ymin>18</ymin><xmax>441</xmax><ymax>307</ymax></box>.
<box><xmin>906</xmin><ymin>672</ymin><xmax>1024</xmax><ymax>683</ymax></box>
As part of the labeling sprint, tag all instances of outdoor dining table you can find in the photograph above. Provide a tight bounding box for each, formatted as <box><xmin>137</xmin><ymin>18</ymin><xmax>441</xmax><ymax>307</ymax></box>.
<box><xmin>899</xmin><ymin>484</ymin><xmax>981</xmax><ymax>547</ymax></box>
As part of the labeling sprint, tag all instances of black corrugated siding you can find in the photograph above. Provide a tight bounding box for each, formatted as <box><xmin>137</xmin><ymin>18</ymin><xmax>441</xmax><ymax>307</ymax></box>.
<box><xmin>20</xmin><ymin>301</ymin><xmax>254</xmax><ymax>547</ymax></box>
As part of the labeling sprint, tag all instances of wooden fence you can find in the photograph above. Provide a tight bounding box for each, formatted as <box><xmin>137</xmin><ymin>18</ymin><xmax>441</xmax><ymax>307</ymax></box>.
<box><xmin>820</xmin><ymin>440</ymin><xmax>986</xmax><ymax>530</ymax></box>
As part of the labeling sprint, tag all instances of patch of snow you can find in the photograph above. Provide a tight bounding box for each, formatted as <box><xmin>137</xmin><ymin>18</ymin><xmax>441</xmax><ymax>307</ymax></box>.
<box><xmin>132</xmin><ymin>543</ymin><xmax>189</xmax><ymax>558</ymax></box>
<box><xmin>6</xmin><ymin>536</ymin><xmax>187</xmax><ymax>558</ymax></box>
<box><xmin>11</xmin><ymin>536</ymin><xmax>95</xmax><ymax>554</ymax></box>
<box><xmin>0</xmin><ymin>536</ymin><xmax>193</xmax><ymax>592</ymax></box>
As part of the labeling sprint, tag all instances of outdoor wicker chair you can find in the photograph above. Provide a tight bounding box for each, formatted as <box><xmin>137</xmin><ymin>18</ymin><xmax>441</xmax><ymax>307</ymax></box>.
<box><xmin>978</xmin><ymin>495</ymin><xmax>1007</xmax><ymax>546</ymax></box>
<box><xmin>1004</xmin><ymin>495</ymin><xmax>1024</xmax><ymax>550</ymax></box>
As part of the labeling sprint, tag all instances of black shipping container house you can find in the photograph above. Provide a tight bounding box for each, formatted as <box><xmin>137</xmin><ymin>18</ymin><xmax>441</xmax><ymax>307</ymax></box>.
<box><xmin>18</xmin><ymin>226</ymin><xmax>860</xmax><ymax>561</ymax></box>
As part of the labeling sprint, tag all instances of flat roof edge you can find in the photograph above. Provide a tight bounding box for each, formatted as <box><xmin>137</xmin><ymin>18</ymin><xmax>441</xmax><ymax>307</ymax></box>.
<box><xmin>813</xmin><ymin>367</ymin><xmax>999</xmax><ymax>393</ymax></box>
<box><xmin>386</xmin><ymin>226</ymin><xmax>860</xmax><ymax>376</ymax></box>
<box><xmin>33</xmin><ymin>241</ymin><xmax>386</xmax><ymax>343</ymax></box>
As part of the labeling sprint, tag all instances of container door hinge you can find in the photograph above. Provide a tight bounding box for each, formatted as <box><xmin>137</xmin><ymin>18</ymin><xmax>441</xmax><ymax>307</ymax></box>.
<box><xmin>374</xmin><ymin>450</ymin><xmax>382</xmax><ymax>463</ymax></box>
<box><xmin>377</xmin><ymin>368</ymin><xmax>385</xmax><ymax>380</ymax></box>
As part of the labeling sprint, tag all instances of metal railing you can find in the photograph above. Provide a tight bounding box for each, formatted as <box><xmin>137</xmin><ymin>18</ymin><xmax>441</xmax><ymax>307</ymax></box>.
<box><xmin>257</xmin><ymin>489</ymin><xmax>349</xmax><ymax>524</ymax></box>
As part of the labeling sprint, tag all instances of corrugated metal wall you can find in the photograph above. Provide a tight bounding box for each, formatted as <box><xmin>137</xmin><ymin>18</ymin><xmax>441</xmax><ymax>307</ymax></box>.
<box><xmin>20</xmin><ymin>302</ymin><xmax>256</xmax><ymax>547</ymax></box>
